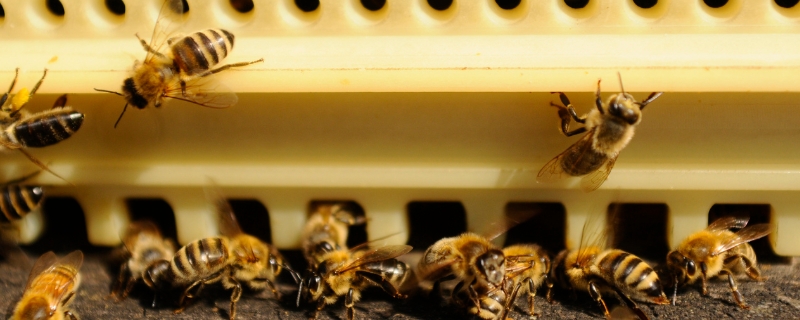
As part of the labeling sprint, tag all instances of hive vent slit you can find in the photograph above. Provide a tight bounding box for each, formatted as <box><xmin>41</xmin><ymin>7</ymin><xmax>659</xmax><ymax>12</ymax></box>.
<box><xmin>104</xmin><ymin>0</ymin><xmax>125</xmax><ymax>15</ymax></box>
<box><xmin>24</xmin><ymin>197</ymin><xmax>92</xmax><ymax>254</ymax></box>
<box><xmin>125</xmin><ymin>198</ymin><xmax>178</xmax><ymax>244</ymax></box>
<box><xmin>308</xmin><ymin>200</ymin><xmax>367</xmax><ymax>248</ymax></box>
<box><xmin>607</xmin><ymin>203</ymin><xmax>669</xmax><ymax>262</ymax></box>
<box><xmin>503</xmin><ymin>202</ymin><xmax>566</xmax><ymax>256</ymax></box>
<box><xmin>775</xmin><ymin>0</ymin><xmax>799</xmax><ymax>8</ymax></box>
<box><xmin>230</xmin><ymin>0</ymin><xmax>254</xmax><ymax>13</ymax></box>
<box><xmin>708</xmin><ymin>204</ymin><xmax>789</xmax><ymax>264</ymax></box>
<box><xmin>295</xmin><ymin>0</ymin><xmax>320</xmax><ymax>12</ymax></box>
<box><xmin>406</xmin><ymin>201</ymin><xmax>466</xmax><ymax>250</ymax></box>
<box><xmin>227</xmin><ymin>199</ymin><xmax>272</xmax><ymax>244</ymax></box>
<box><xmin>564</xmin><ymin>0</ymin><xmax>590</xmax><ymax>9</ymax></box>
<box><xmin>46</xmin><ymin>0</ymin><xmax>65</xmax><ymax>16</ymax></box>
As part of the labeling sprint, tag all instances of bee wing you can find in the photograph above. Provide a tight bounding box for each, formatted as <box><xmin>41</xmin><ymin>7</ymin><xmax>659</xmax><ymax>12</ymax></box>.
<box><xmin>121</xmin><ymin>220</ymin><xmax>163</xmax><ymax>252</ymax></box>
<box><xmin>335</xmin><ymin>245</ymin><xmax>412</xmax><ymax>274</ymax></box>
<box><xmin>575</xmin><ymin>211</ymin><xmax>607</xmax><ymax>267</ymax></box>
<box><xmin>706</xmin><ymin>216</ymin><xmax>749</xmax><ymax>233</ymax></box>
<box><xmin>24</xmin><ymin>251</ymin><xmax>58</xmax><ymax>289</ymax></box>
<box><xmin>711</xmin><ymin>224</ymin><xmax>772</xmax><ymax>257</ymax></box>
<box><xmin>46</xmin><ymin>251</ymin><xmax>83</xmax><ymax>310</ymax></box>
<box><xmin>163</xmin><ymin>77</ymin><xmax>239</xmax><ymax>109</ymax></box>
<box><xmin>537</xmin><ymin>129</ymin><xmax>596</xmax><ymax>184</ymax></box>
<box><xmin>204</xmin><ymin>182</ymin><xmax>244</xmax><ymax>237</ymax></box>
<box><xmin>144</xmin><ymin>0</ymin><xmax>186</xmax><ymax>64</ymax></box>
<box><xmin>580</xmin><ymin>153</ymin><xmax>618</xmax><ymax>193</ymax></box>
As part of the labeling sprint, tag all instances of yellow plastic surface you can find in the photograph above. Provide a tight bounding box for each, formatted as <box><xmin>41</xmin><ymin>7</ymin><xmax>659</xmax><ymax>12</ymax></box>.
<box><xmin>0</xmin><ymin>0</ymin><xmax>798</xmax><ymax>256</ymax></box>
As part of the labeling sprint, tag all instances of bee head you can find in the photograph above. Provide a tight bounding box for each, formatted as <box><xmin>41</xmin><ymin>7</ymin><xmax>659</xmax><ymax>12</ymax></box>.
<box><xmin>142</xmin><ymin>259</ymin><xmax>172</xmax><ymax>290</ymax></box>
<box><xmin>608</xmin><ymin>93</ymin><xmax>641</xmax><ymax>125</ymax></box>
<box><xmin>476</xmin><ymin>248</ymin><xmax>506</xmax><ymax>286</ymax></box>
<box><xmin>665</xmin><ymin>250</ymin><xmax>693</xmax><ymax>286</ymax></box>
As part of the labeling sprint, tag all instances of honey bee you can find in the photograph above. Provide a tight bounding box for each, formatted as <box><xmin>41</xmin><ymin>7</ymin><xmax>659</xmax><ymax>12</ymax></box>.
<box><xmin>665</xmin><ymin>216</ymin><xmax>771</xmax><ymax>309</ymax></box>
<box><xmin>537</xmin><ymin>73</ymin><xmax>662</xmax><ymax>192</ymax></box>
<box><xmin>501</xmin><ymin>243</ymin><xmax>553</xmax><ymax>317</ymax></box>
<box><xmin>111</xmin><ymin>220</ymin><xmax>177</xmax><ymax>301</ymax></box>
<box><xmin>551</xmin><ymin>218</ymin><xmax>669</xmax><ymax>320</ymax></box>
<box><xmin>302</xmin><ymin>203</ymin><xmax>365</xmax><ymax>266</ymax></box>
<box><xmin>0</xmin><ymin>171</ymin><xmax>44</xmax><ymax>224</ymax></box>
<box><xmin>143</xmin><ymin>188</ymin><xmax>296</xmax><ymax>320</ymax></box>
<box><xmin>297</xmin><ymin>244</ymin><xmax>412</xmax><ymax>320</ymax></box>
<box><xmin>94</xmin><ymin>0</ymin><xmax>263</xmax><ymax>128</ymax></box>
<box><xmin>1</xmin><ymin>69</ymin><xmax>84</xmax><ymax>181</ymax></box>
<box><xmin>11</xmin><ymin>250</ymin><xmax>83</xmax><ymax>320</ymax></box>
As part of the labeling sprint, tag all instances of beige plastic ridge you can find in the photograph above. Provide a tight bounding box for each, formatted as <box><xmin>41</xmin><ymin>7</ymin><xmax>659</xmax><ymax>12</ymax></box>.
<box><xmin>0</xmin><ymin>0</ymin><xmax>798</xmax><ymax>257</ymax></box>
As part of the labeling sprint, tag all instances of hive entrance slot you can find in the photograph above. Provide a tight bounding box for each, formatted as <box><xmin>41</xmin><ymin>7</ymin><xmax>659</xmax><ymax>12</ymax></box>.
<box><xmin>295</xmin><ymin>0</ymin><xmax>320</xmax><ymax>12</ymax></box>
<box><xmin>703</xmin><ymin>0</ymin><xmax>728</xmax><ymax>8</ymax></box>
<box><xmin>24</xmin><ymin>197</ymin><xmax>91</xmax><ymax>254</ymax></box>
<box><xmin>228</xmin><ymin>199</ymin><xmax>272</xmax><ymax>243</ymax></box>
<box><xmin>406</xmin><ymin>201</ymin><xmax>466</xmax><ymax>250</ymax></box>
<box><xmin>708</xmin><ymin>204</ymin><xmax>787</xmax><ymax>263</ymax></box>
<box><xmin>633</xmin><ymin>0</ymin><xmax>657</xmax><ymax>9</ymax></box>
<box><xmin>125</xmin><ymin>198</ymin><xmax>178</xmax><ymax>244</ymax></box>
<box><xmin>607</xmin><ymin>203</ymin><xmax>669</xmax><ymax>262</ymax></box>
<box><xmin>230</xmin><ymin>0</ymin><xmax>254</xmax><ymax>13</ymax></box>
<box><xmin>308</xmin><ymin>200</ymin><xmax>367</xmax><ymax>248</ymax></box>
<box><xmin>104</xmin><ymin>0</ymin><xmax>125</xmax><ymax>15</ymax></box>
<box><xmin>495</xmin><ymin>0</ymin><xmax>521</xmax><ymax>10</ymax></box>
<box><xmin>361</xmin><ymin>0</ymin><xmax>386</xmax><ymax>11</ymax></box>
<box><xmin>0</xmin><ymin>3</ymin><xmax>5</xmax><ymax>18</ymax></box>
<box><xmin>775</xmin><ymin>0</ymin><xmax>799</xmax><ymax>8</ymax></box>
<box><xmin>564</xmin><ymin>0</ymin><xmax>589</xmax><ymax>9</ymax></box>
<box><xmin>46</xmin><ymin>0</ymin><xmax>65</xmax><ymax>16</ymax></box>
<box><xmin>503</xmin><ymin>202</ymin><xmax>566</xmax><ymax>256</ymax></box>
<box><xmin>427</xmin><ymin>0</ymin><xmax>453</xmax><ymax>11</ymax></box>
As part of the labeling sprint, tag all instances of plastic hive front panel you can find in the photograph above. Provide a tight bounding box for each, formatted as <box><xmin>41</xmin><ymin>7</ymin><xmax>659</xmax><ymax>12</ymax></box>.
<box><xmin>0</xmin><ymin>0</ymin><xmax>799</xmax><ymax>258</ymax></box>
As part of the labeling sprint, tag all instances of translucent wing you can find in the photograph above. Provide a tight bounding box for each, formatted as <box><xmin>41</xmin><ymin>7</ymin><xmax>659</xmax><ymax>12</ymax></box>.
<box><xmin>122</xmin><ymin>220</ymin><xmax>163</xmax><ymax>253</ymax></box>
<box><xmin>205</xmin><ymin>183</ymin><xmax>244</xmax><ymax>237</ymax></box>
<box><xmin>580</xmin><ymin>153</ymin><xmax>618</xmax><ymax>193</ymax></box>
<box><xmin>163</xmin><ymin>77</ymin><xmax>238</xmax><ymax>109</ymax></box>
<box><xmin>575</xmin><ymin>211</ymin><xmax>607</xmax><ymax>268</ymax></box>
<box><xmin>25</xmin><ymin>251</ymin><xmax>58</xmax><ymax>288</ymax></box>
<box><xmin>144</xmin><ymin>0</ymin><xmax>186</xmax><ymax>64</ymax></box>
<box><xmin>706</xmin><ymin>216</ymin><xmax>749</xmax><ymax>233</ymax></box>
<box><xmin>46</xmin><ymin>250</ymin><xmax>83</xmax><ymax>310</ymax></box>
<box><xmin>334</xmin><ymin>245</ymin><xmax>412</xmax><ymax>275</ymax></box>
<box><xmin>711</xmin><ymin>224</ymin><xmax>772</xmax><ymax>257</ymax></box>
<box><xmin>417</xmin><ymin>255</ymin><xmax>460</xmax><ymax>282</ymax></box>
<box><xmin>537</xmin><ymin>129</ymin><xmax>596</xmax><ymax>184</ymax></box>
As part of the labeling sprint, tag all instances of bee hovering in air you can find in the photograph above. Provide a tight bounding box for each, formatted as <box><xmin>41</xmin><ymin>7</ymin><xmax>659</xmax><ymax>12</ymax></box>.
<box><xmin>143</xmin><ymin>187</ymin><xmax>297</xmax><ymax>320</ymax></box>
<box><xmin>297</xmin><ymin>243</ymin><xmax>412</xmax><ymax>320</ymax></box>
<box><xmin>501</xmin><ymin>243</ymin><xmax>553</xmax><ymax>318</ymax></box>
<box><xmin>550</xmin><ymin>216</ymin><xmax>669</xmax><ymax>320</ymax></box>
<box><xmin>1</xmin><ymin>69</ymin><xmax>84</xmax><ymax>182</ymax></box>
<box><xmin>537</xmin><ymin>73</ymin><xmax>662</xmax><ymax>192</ymax></box>
<box><xmin>301</xmin><ymin>203</ymin><xmax>366</xmax><ymax>266</ymax></box>
<box><xmin>666</xmin><ymin>216</ymin><xmax>771</xmax><ymax>309</ymax></box>
<box><xmin>11</xmin><ymin>250</ymin><xmax>84</xmax><ymax>320</ymax></box>
<box><xmin>111</xmin><ymin>220</ymin><xmax>176</xmax><ymax>301</ymax></box>
<box><xmin>94</xmin><ymin>0</ymin><xmax>263</xmax><ymax>128</ymax></box>
<box><xmin>0</xmin><ymin>170</ymin><xmax>44</xmax><ymax>225</ymax></box>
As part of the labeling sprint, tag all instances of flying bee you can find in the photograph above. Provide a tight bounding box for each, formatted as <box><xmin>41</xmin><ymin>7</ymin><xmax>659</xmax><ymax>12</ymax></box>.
<box><xmin>537</xmin><ymin>73</ymin><xmax>663</xmax><ymax>192</ymax></box>
<box><xmin>111</xmin><ymin>220</ymin><xmax>177</xmax><ymax>301</ymax></box>
<box><xmin>302</xmin><ymin>203</ymin><xmax>366</xmax><ymax>266</ymax></box>
<box><xmin>0</xmin><ymin>171</ymin><xmax>44</xmax><ymax>224</ymax></box>
<box><xmin>11</xmin><ymin>250</ymin><xmax>83</xmax><ymax>320</ymax></box>
<box><xmin>143</xmin><ymin>187</ymin><xmax>297</xmax><ymax>320</ymax></box>
<box><xmin>501</xmin><ymin>243</ymin><xmax>553</xmax><ymax>317</ymax></box>
<box><xmin>297</xmin><ymin>244</ymin><xmax>412</xmax><ymax>320</ymax></box>
<box><xmin>1</xmin><ymin>69</ymin><xmax>84</xmax><ymax>182</ymax></box>
<box><xmin>666</xmin><ymin>216</ymin><xmax>771</xmax><ymax>309</ymax></box>
<box><xmin>94</xmin><ymin>0</ymin><xmax>263</xmax><ymax>128</ymax></box>
<box><xmin>550</xmin><ymin>216</ymin><xmax>669</xmax><ymax>320</ymax></box>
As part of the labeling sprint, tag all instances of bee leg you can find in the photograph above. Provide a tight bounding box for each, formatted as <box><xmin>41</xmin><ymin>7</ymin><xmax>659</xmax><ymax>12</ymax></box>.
<box><xmin>544</xmin><ymin>275</ymin><xmax>555</xmax><ymax>304</ymax></box>
<box><xmin>64</xmin><ymin>310</ymin><xmax>78</xmax><ymax>320</ymax></box>
<box><xmin>52</xmin><ymin>94</ymin><xmax>68</xmax><ymax>109</ymax></box>
<box><xmin>176</xmin><ymin>272</ymin><xmax>224</xmax><ymax>314</ymax></box>
<box><xmin>720</xmin><ymin>269</ymin><xmax>750</xmax><ymax>309</ymax></box>
<box><xmin>195</xmin><ymin>58</ymin><xmax>265</xmax><ymax>79</ymax></box>
<box><xmin>265</xmin><ymin>278</ymin><xmax>281</xmax><ymax>299</ymax></box>
<box><xmin>500</xmin><ymin>281</ymin><xmax>523</xmax><ymax>320</ymax></box>
<box><xmin>612</xmin><ymin>287</ymin><xmax>650</xmax><ymax>320</ymax></box>
<box><xmin>345</xmin><ymin>288</ymin><xmax>356</xmax><ymax>320</ymax></box>
<box><xmin>121</xmin><ymin>276</ymin><xmax>137</xmax><ymax>300</ymax></box>
<box><xmin>355</xmin><ymin>270</ymin><xmax>406</xmax><ymax>299</ymax></box>
<box><xmin>725</xmin><ymin>253</ymin><xmax>763</xmax><ymax>281</ymax></box>
<box><xmin>525</xmin><ymin>277</ymin><xmax>537</xmax><ymax>316</ymax></box>
<box><xmin>587</xmin><ymin>280</ymin><xmax>610</xmax><ymax>318</ymax></box>
<box><xmin>135</xmin><ymin>33</ymin><xmax>168</xmax><ymax>59</ymax></box>
<box><xmin>594</xmin><ymin>79</ymin><xmax>604</xmax><ymax>115</ymax></box>
<box><xmin>28</xmin><ymin>68</ymin><xmax>47</xmax><ymax>96</ymax></box>
<box><xmin>0</xmin><ymin>68</ymin><xmax>19</xmax><ymax>107</ymax></box>
<box><xmin>111</xmin><ymin>263</ymin><xmax>128</xmax><ymax>300</ymax></box>
<box><xmin>638</xmin><ymin>92</ymin><xmax>663</xmax><ymax>110</ymax></box>
<box><xmin>312</xmin><ymin>297</ymin><xmax>326</xmax><ymax>320</ymax></box>
<box><xmin>699</xmin><ymin>262</ymin><xmax>709</xmax><ymax>296</ymax></box>
<box><xmin>227</xmin><ymin>277</ymin><xmax>243</xmax><ymax>320</ymax></box>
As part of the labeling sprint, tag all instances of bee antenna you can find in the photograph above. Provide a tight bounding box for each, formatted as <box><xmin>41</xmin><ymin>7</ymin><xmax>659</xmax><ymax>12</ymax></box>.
<box><xmin>94</xmin><ymin>88</ymin><xmax>124</xmax><ymax>96</ymax></box>
<box><xmin>296</xmin><ymin>276</ymin><xmax>306</xmax><ymax>307</ymax></box>
<box><xmin>617</xmin><ymin>72</ymin><xmax>625</xmax><ymax>95</ymax></box>
<box><xmin>114</xmin><ymin>103</ymin><xmax>129</xmax><ymax>128</ymax></box>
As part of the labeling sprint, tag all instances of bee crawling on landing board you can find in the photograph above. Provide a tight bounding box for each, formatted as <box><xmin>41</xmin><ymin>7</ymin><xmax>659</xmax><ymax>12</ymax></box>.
<box><xmin>301</xmin><ymin>203</ymin><xmax>366</xmax><ymax>267</ymax></box>
<box><xmin>501</xmin><ymin>243</ymin><xmax>553</xmax><ymax>318</ymax></box>
<box><xmin>537</xmin><ymin>73</ymin><xmax>662</xmax><ymax>192</ymax></box>
<box><xmin>111</xmin><ymin>220</ymin><xmax>177</xmax><ymax>301</ymax></box>
<box><xmin>666</xmin><ymin>216</ymin><xmax>771</xmax><ymax>309</ymax></box>
<box><xmin>94</xmin><ymin>0</ymin><xmax>263</xmax><ymax>128</ymax></box>
<box><xmin>11</xmin><ymin>250</ymin><xmax>84</xmax><ymax>320</ymax></box>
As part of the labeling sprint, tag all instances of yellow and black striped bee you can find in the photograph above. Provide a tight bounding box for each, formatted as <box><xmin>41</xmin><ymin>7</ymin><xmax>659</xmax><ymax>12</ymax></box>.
<box><xmin>454</xmin><ymin>276</ymin><xmax>521</xmax><ymax>320</ymax></box>
<box><xmin>502</xmin><ymin>243</ymin><xmax>553</xmax><ymax>317</ymax></box>
<box><xmin>143</xmin><ymin>187</ymin><xmax>296</xmax><ymax>320</ymax></box>
<box><xmin>94</xmin><ymin>0</ymin><xmax>263</xmax><ymax>128</ymax></box>
<box><xmin>11</xmin><ymin>250</ymin><xmax>83</xmax><ymax>320</ymax></box>
<box><xmin>537</xmin><ymin>73</ymin><xmax>662</xmax><ymax>192</ymax></box>
<box><xmin>666</xmin><ymin>216</ymin><xmax>771</xmax><ymax>309</ymax></box>
<box><xmin>1</xmin><ymin>69</ymin><xmax>84</xmax><ymax>181</ymax></box>
<box><xmin>111</xmin><ymin>220</ymin><xmax>176</xmax><ymax>301</ymax></box>
<box><xmin>551</xmin><ymin>217</ymin><xmax>669</xmax><ymax>320</ymax></box>
<box><xmin>301</xmin><ymin>203</ymin><xmax>365</xmax><ymax>266</ymax></box>
<box><xmin>0</xmin><ymin>171</ymin><xmax>43</xmax><ymax>225</ymax></box>
<box><xmin>297</xmin><ymin>244</ymin><xmax>412</xmax><ymax>320</ymax></box>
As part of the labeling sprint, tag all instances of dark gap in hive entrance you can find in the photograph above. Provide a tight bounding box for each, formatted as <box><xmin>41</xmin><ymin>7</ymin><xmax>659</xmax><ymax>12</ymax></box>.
<box><xmin>126</xmin><ymin>198</ymin><xmax>178</xmax><ymax>244</ymax></box>
<box><xmin>608</xmin><ymin>203</ymin><xmax>670</xmax><ymax>262</ymax></box>
<box><xmin>503</xmin><ymin>202</ymin><xmax>566</xmax><ymax>256</ymax></box>
<box><xmin>24</xmin><ymin>197</ymin><xmax>93</xmax><ymax>254</ymax></box>
<box><xmin>406</xmin><ymin>201</ymin><xmax>467</xmax><ymax>250</ymax></box>
<box><xmin>294</xmin><ymin>0</ymin><xmax>320</xmax><ymax>12</ymax></box>
<box><xmin>228</xmin><ymin>199</ymin><xmax>272</xmax><ymax>244</ymax></box>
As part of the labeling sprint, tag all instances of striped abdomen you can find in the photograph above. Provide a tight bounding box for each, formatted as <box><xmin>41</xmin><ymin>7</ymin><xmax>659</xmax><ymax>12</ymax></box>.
<box><xmin>724</xmin><ymin>243</ymin><xmax>759</xmax><ymax>275</ymax></box>
<box><xmin>464</xmin><ymin>285</ymin><xmax>506</xmax><ymax>320</ymax></box>
<box><xmin>594</xmin><ymin>249</ymin><xmax>667</xmax><ymax>303</ymax></box>
<box><xmin>0</xmin><ymin>184</ymin><xmax>43</xmax><ymax>222</ymax></box>
<box><xmin>170</xmin><ymin>237</ymin><xmax>232</xmax><ymax>284</ymax></box>
<box><xmin>171</xmin><ymin>29</ymin><xmax>234</xmax><ymax>76</ymax></box>
<box><xmin>9</xmin><ymin>108</ymin><xmax>84</xmax><ymax>148</ymax></box>
<box><xmin>362</xmin><ymin>259</ymin><xmax>409</xmax><ymax>287</ymax></box>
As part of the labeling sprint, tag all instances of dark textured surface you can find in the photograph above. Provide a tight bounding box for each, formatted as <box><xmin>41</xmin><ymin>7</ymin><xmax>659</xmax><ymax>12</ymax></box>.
<box><xmin>1</xmin><ymin>252</ymin><xmax>799</xmax><ymax>320</ymax></box>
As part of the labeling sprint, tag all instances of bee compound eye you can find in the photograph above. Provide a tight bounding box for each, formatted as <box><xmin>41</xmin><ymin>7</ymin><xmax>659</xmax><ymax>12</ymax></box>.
<box><xmin>686</xmin><ymin>260</ymin><xmax>696</xmax><ymax>275</ymax></box>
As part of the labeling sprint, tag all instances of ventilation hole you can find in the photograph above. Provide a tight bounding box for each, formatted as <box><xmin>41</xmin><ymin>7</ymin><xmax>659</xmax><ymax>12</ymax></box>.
<box><xmin>633</xmin><ymin>0</ymin><xmax>657</xmax><ymax>8</ymax></box>
<box><xmin>46</xmin><ymin>0</ymin><xmax>65</xmax><ymax>16</ymax></box>
<box><xmin>105</xmin><ymin>0</ymin><xmax>125</xmax><ymax>15</ymax></box>
<box><xmin>708</xmin><ymin>204</ymin><xmax>788</xmax><ymax>263</ymax></box>
<box><xmin>775</xmin><ymin>0</ymin><xmax>800</xmax><ymax>8</ymax></box>
<box><xmin>228</xmin><ymin>199</ymin><xmax>272</xmax><ymax>243</ymax></box>
<box><xmin>295</xmin><ymin>0</ymin><xmax>320</xmax><ymax>12</ymax></box>
<box><xmin>564</xmin><ymin>0</ymin><xmax>589</xmax><ymax>9</ymax></box>
<box><xmin>703</xmin><ymin>0</ymin><xmax>728</xmax><ymax>8</ymax></box>
<box><xmin>407</xmin><ymin>201</ymin><xmax>466</xmax><ymax>250</ymax></box>
<box><xmin>503</xmin><ymin>203</ymin><xmax>566</xmax><ymax>255</ymax></box>
<box><xmin>495</xmin><ymin>0</ymin><xmax>521</xmax><ymax>10</ymax></box>
<box><xmin>0</xmin><ymin>3</ymin><xmax>5</xmax><ymax>18</ymax></box>
<box><xmin>427</xmin><ymin>0</ymin><xmax>453</xmax><ymax>11</ymax></box>
<box><xmin>168</xmin><ymin>0</ymin><xmax>189</xmax><ymax>14</ymax></box>
<box><xmin>361</xmin><ymin>0</ymin><xmax>386</xmax><ymax>11</ymax></box>
<box><xmin>607</xmin><ymin>203</ymin><xmax>669</xmax><ymax>262</ymax></box>
<box><xmin>308</xmin><ymin>201</ymin><xmax>367</xmax><ymax>248</ymax></box>
<box><xmin>125</xmin><ymin>198</ymin><xmax>178</xmax><ymax>243</ymax></box>
<box><xmin>23</xmin><ymin>197</ymin><xmax>93</xmax><ymax>254</ymax></box>
<box><xmin>230</xmin><ymin>0</ymin><xmax>254</xmax><ymax>13</ymax></box>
